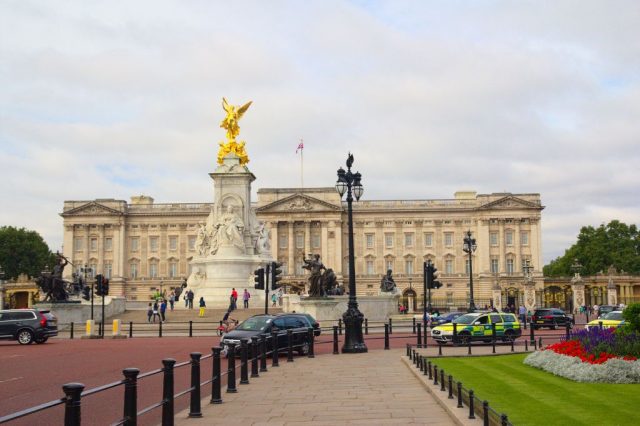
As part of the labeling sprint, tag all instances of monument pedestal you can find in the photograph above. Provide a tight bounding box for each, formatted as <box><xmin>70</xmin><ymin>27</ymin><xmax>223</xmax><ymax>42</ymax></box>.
<box><xmin>283</xmin><ymin>293</ymin><xmax>400</xmax><ymax>323</ymax></box>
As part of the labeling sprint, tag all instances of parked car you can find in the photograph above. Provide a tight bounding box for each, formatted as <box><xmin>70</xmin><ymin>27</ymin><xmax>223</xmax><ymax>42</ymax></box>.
<box><xmin>597</xmin><ymin>305</ymin><xmax>617</xmax><ymax>319</ymax></box>
<box><xmin>431</xmin><ymin>312</ymin><xmax>465</xmax><ymax>326</ymax></box>
<box><xmin>0</xmin><ymin>309</ymin><xmax>58</xmax><ymax>345</ymax></box>
<box><xmin>431</xmin><ymin>312</ymin><xmax>521</xmax><ymax>344</ymax></box>
<box><xmin>531</xmin><ymin>308</ymin><xmax>573</xmax><ymax>330</ymax></box>
<box><xmin>585</xmin><ymin>311</ymin><xmax>625</xmax><ymax>330</ymax></box>
<box><xmin>220</xmin><ymin>314</ymin><xmax>311</xmax><ymax>357</ymax></box>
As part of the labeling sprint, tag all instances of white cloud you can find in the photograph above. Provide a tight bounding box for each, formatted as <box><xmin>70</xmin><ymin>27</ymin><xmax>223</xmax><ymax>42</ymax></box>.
<box><xmin>1</xmin><ymin>0</ymin><xmax>639</xmax><ymax>263</ymax></box>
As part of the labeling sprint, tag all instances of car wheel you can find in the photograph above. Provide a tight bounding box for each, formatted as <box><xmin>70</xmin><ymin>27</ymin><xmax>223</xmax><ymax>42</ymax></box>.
<box><xmin>17</xmin><ymin>329</ymin><xmax>34</xmax><ymax>345</ymax></box>
<box><xmin>551</xmin><ymin>321</ymin><xmax>557</xmax><ymax>330</ymax></box>
<box><xmin>35</xmin><ymin>337</ymin><xmax>48</xmax><ymax>344</ymax></box>
<box><xmin>297</xmin><ymin>341</ymin><xmax>310</xmax><ymax>356</ymax></box>
<box><xmin>458</xmin><ymin>332</ymin><xmax>471</xmax><ymax>345</ymax></box>
<box><xmin>503</xmin><ymin>330</ymin><xmax>515</xmax><ymax>342</ymax></box>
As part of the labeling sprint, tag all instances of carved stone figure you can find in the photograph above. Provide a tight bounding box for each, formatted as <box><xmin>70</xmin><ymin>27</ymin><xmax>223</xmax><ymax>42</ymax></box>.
<box><xmin>380</xmin><ymin>269</ymin><xmax>397</xmax><ymax>293</ymax></box>
<box><xmin>215</xmin><ymin>205</ymin><xmax>245</xmax><ymax>251</ymax></box>
<box><xmin>323</xmin><ymin>268</ymin><xmax>338</xmax><ymax>295</ymax></box>
<box><xmin>303</xmin><ymin>254</ymin><xmax>326</xmax><ymax>297</ymax></box>
<box><xmin>254</xmin><ymin>221</ymin><xmax>271</xmax><ymax>254</ymax></box>
<box><xmin>37</xmin><ymin>253</ymin><xmax>71</xmax><ymax>302</ymax></box>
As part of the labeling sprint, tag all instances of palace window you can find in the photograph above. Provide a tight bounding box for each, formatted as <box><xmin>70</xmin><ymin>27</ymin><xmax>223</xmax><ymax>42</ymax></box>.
<box><xmin>90</xmin><ymin>238</ymin><xmax>97</xmax><ymax>252</ymax></box>
<box><xmin>465</xmin><ymin>259</ymin><xmax>470</xmax><ymax>276</ymax></box>
<box><xmin>490</xmin><ymin>232</ymin><xmax>498</xmax><ymax>246</ymax></box>
<box><xmin>445</xmin><ymin>259</ymin><xmax>454</xmax><ymax>274</ymax></box>
<box><xmin>168</xmin><ymin>236</ymin><xmax>178</xmax><ymax>251</ymax></box>
<box><xmin>311</xmin><ymin>234</ymin><xmax>321</xmax><ymax>249</ymax></box>
<box><xmin>130</xmin><ymin>263</ymin><xmax>138</xmax><ymax>279</ymax></box>
<box><xmin>405</xmin><ymin>233</ymin><xmax>414</xmax><ymax>248</ymax></box>
<box><xmin>520</xmin><ymin>232</ymin><xmax>529</xmax><ymax>246</ymax></box>
<box><xmin>491</xmin><ymin>258</ymin><xmax>499</xmax><ymax>274</ymax></box>
<box><xmin>505</xmin><ymin>231</ymin><xmax>513</xmax><ymax>246</ymax></box>
<box><xmin>279</xmin><ymin>234</ymin><xmax>287</xmax><ymax>249</ymax></box>
<box><xmin>295</xmin><ymin>234</ymin><xmax>304</xmax><ymax>249</ymax></box>
<box><xmin>149</xmin><ymin>263</ymin><xmax>158</xmax><ymax>278</ymax></box>
<box><xmin>130</xmin><ymin>237</ymin><xmax>139</xmax><ymax>252</ymax></box>
<box><xmin>74</xmin><ymin>237</ymin><xmax>83</xmax><ymax>251</ymax></box>
<box><xmin>169</xmin><ymin>262</ymin><xmax>178</xmax><ymax>278</ymax></box>
<box><xmin>366</xmin><ymin>233</ymin><xmax>375</xmax><ymax>249</ymax></box>
<box><xmin>424</xmin><ymin>233</ymin><xmax>433</xmax><ymax>247</ymax></box>
<box><xmin>444</xmin><ymin>233</ymin><xmax>453</xmax><ymax>247</ymax></box>
<box><xmin>149</xmin><ymin>237</ymin><xmax>158</xmax><ymax>252</ymax></box>
<box><xmin>506</xmin><ymin>258</ymin><xmax>514</xmax><ymax>275</ymax></box>
<box><xmin>405</xmin><ymin>259</ymin><xmax>414</xmax><ymax>275</ymax></box>
<box><xmin>385</xmin><ymin>259</ymin><xmax>394</xmax><ymax>271</ymax></box>
<box><xmin>385</xmin><ymin>233</ymin><xmax>394</xmax><ymax>248</ymax></box>
<box><xmin>104</xmin><ymin>262</ymin><xmax>112</xmax><ymax>279</ymax></box>
<box><xmin>188</xmin><ymin>236</ymin><xmax>196</xmax><ymax>251</ymax></box>
<box><xmin>104</xmin><ymin>237</ymin><xmax>112</xmax><ymax>251</ymax></box>
<box><xmin>89</xmin><ymin>263</ymin><xmax>97</xmax><ymax>278</ymax></box>
<box><xmin>366</xmin><ymin>260</ymin><xmax>375</xmax><ymax>275</ymax></box>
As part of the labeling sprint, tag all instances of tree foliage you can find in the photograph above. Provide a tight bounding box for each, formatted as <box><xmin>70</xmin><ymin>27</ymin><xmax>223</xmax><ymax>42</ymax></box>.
<box><xmin>0</xmin><ymin>226</ymin><xmax>57</xmax><ymax>280</ymax></box>
<box><xmin>544</xmin><ymin>220</ymin><xmax>640</xmax><ymax>276</ymax></box>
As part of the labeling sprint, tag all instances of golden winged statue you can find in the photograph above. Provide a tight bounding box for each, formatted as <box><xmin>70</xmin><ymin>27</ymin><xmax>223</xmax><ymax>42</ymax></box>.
<box><xmin>217</xmin><ymin>97</ymin><xmax>252</xmax><ymax>165</ymax></box>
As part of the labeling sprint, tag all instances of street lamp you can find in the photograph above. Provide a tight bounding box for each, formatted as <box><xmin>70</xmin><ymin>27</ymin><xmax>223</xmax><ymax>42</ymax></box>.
<box><xmin>335</xmin><ymin>153</ymin><xmax>367</xmax><ymax>353</ymax></box>
<box><xmin>462</xmin><ymin>230</ymin><xmax>477</xmax><ymax>312</ymax></box>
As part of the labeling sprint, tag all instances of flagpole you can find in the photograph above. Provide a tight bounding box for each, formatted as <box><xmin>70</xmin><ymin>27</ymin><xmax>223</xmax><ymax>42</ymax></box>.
<box><xmin>299</xmin><ymin>138</ymin><xmax>304</xmax><ymax>190</ymax></box>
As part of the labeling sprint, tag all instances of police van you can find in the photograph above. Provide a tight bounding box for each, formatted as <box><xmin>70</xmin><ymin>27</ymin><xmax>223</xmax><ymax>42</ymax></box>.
<box><xmin>431</xmin><ymin>312</ymin><xmax>521</xmax><ymax>344</ymax></box>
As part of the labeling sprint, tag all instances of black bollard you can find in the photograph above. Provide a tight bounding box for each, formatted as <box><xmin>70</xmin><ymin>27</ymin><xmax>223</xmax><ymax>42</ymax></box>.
<box><xmin>423</xmin><ymin>357</ymin><xmax>428</xmax><ymax>376</ymax></box>
<box><xmin>251</xmin><ymin>337</ymin><xmax>260</xmax><ymax>377</ymax></box>
<box><xmin>287</xmin><ymin>330</ymin><xmax>294</xmax><ymax>363</ymax></box>
<box><xmin>122</xmin><ymin>368</ymin><xmax>140</xmax><ymax>425</ymax></box>
<box><xmin>189</xmin><ymin>320</ymin><xmax>193</xmax><ymax>338</ymax></box>
<box><xmin>260</xmin><ymin>336</ymin><xmax>268</xmax><ymax>372</ymax></box>
<box><xmin>389</xmin><ymin>317</ymin><xmax>393</xmax><ymax>334</ymax></box>
<box><xmin>62</xmin><ymin>383</ymin><xmax>85</xmax><ymax>426</ymax></box>
<box><xmin>438</xmin><ymin>342</ymin><xmax>442</xmax><ymax>356</ymax></box>
<box><xmin>565</xmin><ymin>321</ymin><xmax>571</xmax><ymax>341</ymax></box>
<box><xmin>468</xmin><ymin>338</ymin><xmax>472</xmax><ymax>355</ymax></box>
<box><xmin>483</xmin><ymin>401</ymin><xmax>489</xmax><ymax>426</ymax></box>
<box><xmin>440</xmin><ymin>369</ymin><xmax>445</xmax><ymax>392</ymax></box>
<box><xmin>272</xmin><ymin>330</ymin><xmax>280</xmax><ymax>367</ymax></box>
<box><xmin>227</xmin><ymin>344</ymin><xmax>237</xmax><ymax>393</ymax></box>
<box><xmin>530</xmin><ymin>321</ymin><xmax>535</xmax><ymax>345</ymax></box>
<box><xmin>188</xmin><ymin>353</ymin><xmax>202</xmax><ymax>418</ymax></box>
<box><xmin>129</xmin><ymin>321</ymin><xmax>133</xmax><ymax>338</ymax></box>
<box><xmin>492</xmin><ymin>323</ymin><xmax>496</xmax><ymax>354</ymax></box>
<box><xmin>539</xmin><ymin>337</ymin><xmax>543</xmax><ymax>348</ymax></box>
<box><xmin>433</xmin><ymin>365</ymin><xmax>438</xmax><ymax>385</ymax></box>
<box><xmin>406</xmin><ymin>343</ymin><xmax>411</xmax><ymax>358</ymax></box>
<box><xmin>240</xmin><ymin>339</ymin><xmax>249</xmax><ymax>384</ymax></box>
<box><xmin>158</xmin><ymin>321</ymin><xmax>162</xmax><ymax>338</ymax></box>
<box><xmin>453</xmin><ymin>323</ymin><xmax>458</xmax><ymax>346</ymax></box>
<box><xmin>417</xmin><ymin>323</ymin><xmax>422</xmax><ymax>347</ymax></box>
<box><xmin>525</xmin><ymin>339</ymin><xmax>529</xmax><ymax>351</ymax></box>
<box><xmin>338</xmin><ymin>318</ymin><xmax>343</xmax><ymax>335</ymax></box>
<box><xmin>308</xmin><ymin>328</ymin><xmax>315</xmax><ymax>358</ymax></box>
<box><xmin>448</xmin><ymin>375</ymin><xmax>454</xmax><ymax>399</ymax></box>
<box><xmin>511</xmin><ymin>338</ymin><xmax>515</xmax><ymax>352</ymax></box>
<box><xmin>70</xmin><ymin>322</ymin><xmax>74</xmax><ymax>340</ymax></box>
<box><xmin>468</xmin><ymin>389</ymin><xmax>476</xmax><ymax>419</ymax></box>
<box><xmin>419</xmin><ymin>355</ymin><xmax>424</xmax><ymax>372</ymax></box>
<box><xmin>384</xmin><ymin>323</ymin><xmax>390</xmax><ymax>350</ymax></box>
<box><xmin>365</xmin><ymin>318</ymin><xmax>369</xmax><ymax>335</ymax></box>
<box><xmin>333</xmin><ymin>326</ymin><xmax>339</xmax><ymax>354</ymax></box>
<box><xmin>413</xmin><ymin>317</ymin><xmax>416</xmax><ymax>334</ymax></box>
<box><xmin>428</xmin><ymin>361</ymin><xmax>432</xmax><ymax>379</ymax></box>
<box><xmin>211</xmin><ymin>347</ymin><xmax>222</xmax><ymax>404</ymax></box>
<box><xmin>161</xmin><ymin>359</ymin><xmax>176</xmax><ymax>425</ymax></box>
<box><xmin>457</xmin><ymin>382</ymin><xmax>463</xmax><ymax>408</ymax></box>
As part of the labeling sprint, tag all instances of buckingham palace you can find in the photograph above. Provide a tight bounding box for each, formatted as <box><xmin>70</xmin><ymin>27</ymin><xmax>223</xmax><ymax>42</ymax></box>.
<box><xmin>60</xmin><ymin>188</ymin><xmax>545</xmax><ymax>310</ymax></box>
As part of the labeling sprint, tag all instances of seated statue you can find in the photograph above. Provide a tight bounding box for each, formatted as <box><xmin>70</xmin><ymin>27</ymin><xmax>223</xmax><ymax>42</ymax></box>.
<box><xmin>380</xmin><ymin>269</ymin><xmax>397</xmax><ymax>293</ymax></box>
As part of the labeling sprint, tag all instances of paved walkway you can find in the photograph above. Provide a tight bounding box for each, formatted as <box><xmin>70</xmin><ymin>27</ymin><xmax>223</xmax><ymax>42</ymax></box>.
<box><xmin>175</xmin><ymin>349</ymin><xmax>465</xmax><ymax>425</ymax></box>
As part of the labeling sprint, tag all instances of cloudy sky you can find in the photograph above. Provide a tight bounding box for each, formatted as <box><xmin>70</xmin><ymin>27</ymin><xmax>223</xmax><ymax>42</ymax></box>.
<box><xmin>1</xmin><ymin>0</ymin><xmax>639</xmax><ymax>264</ymax></box>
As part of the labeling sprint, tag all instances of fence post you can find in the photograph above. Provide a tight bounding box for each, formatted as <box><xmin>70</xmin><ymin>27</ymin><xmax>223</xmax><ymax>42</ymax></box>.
<box><xmin>538</xmin><ymin>337</ymin><xmax>543</xmax><ymax>348</ymax></box>
<box><xmin>333</xmin><ymin>326</ymin><xmax>339</xmax><ymax>354</ymax></box>
<box><xmin>384</xmin><ymin>323</ymin><xmax>390</xmax><ymax>350</ymax></box>
<box><xmin>457</xmin><ymin>382</ymin><xmax>463</xmax><ymax>408</ymax></box>
<box><xmin>188</xmin><ymin>353</ymin><xmax>202</xmax><ymax>418</ymax></box>
<box><xmin>211</xmin><ymin>347</ymin><xmax>222</xmax><ymax>404</ymax></box>
<box><xmin>440</xmin><ymin>369</ymin><xmax>445</xmax><ymax>392</ymax></box>
<box><xmin>492</xmin><ymin>323</ymin><xmax>496</xmax><ymax>354</ymax></box>
<box><xmin>240</xmin><ymin>339</ymin><xmax>249</xmax><ymax>384</ymax></box>
<box><xmin>161</xmin><ymin>359</ymin><xmax>176</xmax><ymax>426</ymax></box>
<box><xmin>530</xmin><ymin>321</ymin><xmax>535</xmax><ymax>345</ymax></box>
<box><xmin>129</xmin><ymin>321</ymin><xmax>133</xmax><ymax>338</ymax></box>
<box><xmin>227</xmin><ymin>344</ymin><xmax>237</xmax><ymax>393</ymax></box>
<box><xmin>307</xmin><ymin>328</ymin><xmax>315</xmax><ymax>359</ymax></box>
<box><xmin>565</xmin><ymin>321</ymin><xmax>571</xmax><ymax>341</ymax></box>
<box><xmin>438</xmin><ymin>342</ymin><xmax>442</xmax><ymax>356</ymax></box>
<box><xmin>69</xmin><ymin>322</ymin><xmax>74</xmax><ymax>340</ymax></box>
<box><xmin>428</xmin><ymin>361</ymin><xmax>432</xmax><ymax>380</ymax></box>
<box><xmin>525</xmin><ymin>339</ymin><xmax>529</xmax><ymax>351</ymax></box>
<box><xmin>412</xmin><ymin>349</ymin><xmax>416</xmax><ymax>364</ymax></box>
<box><xmin>423</xmin><ymin>319</ymin><xmax>428</xmax><ymax>348</ymax></box>
<box><xmin>287</xmin><ymin>330</ymin><xmax>294</xmax><ymax>363</ymax></box>
<box><xmin>250</xmin><ymin>337</ymin><xmax>260</xmax><ymax>377</ymax></box>
<box><xmin>423</xmin><ymin>357</ymin><xmax>428</xmax><ymax>377</ymax></box>
<box><xmin>62</xmin><ymin>383</ymin><xmax>84</xmax><ymax>426</ymax></box>
<box><xmin>406</xmin><ymin>343</ymin><xmax>411</xmax><ymax>357</ymax></box>
<box><xmin>158</xmin><ymin>321</ymin><xmax>162</xmax><ymax>338</ymax></box>
<box><xmin>433</xmin><ymin>365</ymin><xmax>438</xmax><ymax>385</ymax></box>
<box><xmin>453</xmin><ymin>323</ymin><xmax>458</xmax><ymax>346</ymax></box>
<box><xmin>389</xmin><ymin>317</ymin><xmax>393</xmax><ymax>334</ymax></box>
<box><xmin>271</xmin><ymin>331</ymin><xmax>280</xmax><ymax>367</ymax></box>
<box><xmin>467</xmin><ymin>338</ymin><xmax>472</xmax><ymax>355</ymax></box>
<box><xmin>417</xmin><ymin>323</ymin><xmax>422</xmax><ymax>347</ymax></box>
<box><xmin>483</xmin><ymin>401</ymin><xmax>489</xmax><ymax>426</ymax></box>
<box><xmin>338</xmin><ymin>318</ymin><xmax>342</xmax><ymax>335</ymax></box>
<box><xmin>189</xmin><ymin>321</ymin><xmax>193</xmax><ymax>338</ymax></box>
<box><xmin>419</xmin><ymin>355</ymin><xmax>424</xmax><ymax>372</ymax></box>
<box><xmin>511</xmin><ymin>338</ymin><xmax>515</xmax><ymax>352</ymax></box>
<box><xmin>122</xmin><ymin>368</ymin><xmax>140</xmax><ymax>426</ymax></box>
<box><xmin>448</xmin><ymin>375</ymin><xmax>454</xmax><ymax>399</ymax></box>
<box><xmin>260</xmin><ymin>336</ymin><xmax>268</xmax><ymax>372</ymax></box>
<box><xmin>501</xmin><ymin>414</ymin><xmax>509</xmax><ymax>426</ymax></box>
<box><xmin>365</xmin><ymin>318</ymin><xmax>368</xmax><ymax>335</ymax></box>
<box><xmin>468</xmin><ymin>389</ymin><xmax>476</xmax><ymax>419</ymax></box>
<box><xmin>412</xmin><ymin>317</ymin><xmax>416</xmax><ymax>334</ymax></box>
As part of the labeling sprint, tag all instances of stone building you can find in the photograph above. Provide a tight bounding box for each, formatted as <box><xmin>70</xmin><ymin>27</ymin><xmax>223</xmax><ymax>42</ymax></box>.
<box><xmin>60</xmin><ymin>188</ymin><xmax>548</xmax><ymax>310</ymax></box>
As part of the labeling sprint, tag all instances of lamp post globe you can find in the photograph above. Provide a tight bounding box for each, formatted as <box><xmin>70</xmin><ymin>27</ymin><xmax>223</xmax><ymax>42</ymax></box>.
<box><xmin>463</xmin><ymin>230</ymin><xmax>477</xmax><ymax>312</ymax></box>
<box><xmin>336</xmin><ymin>153</ymin><xmax>367</xmax><ymax>353</ymax></box>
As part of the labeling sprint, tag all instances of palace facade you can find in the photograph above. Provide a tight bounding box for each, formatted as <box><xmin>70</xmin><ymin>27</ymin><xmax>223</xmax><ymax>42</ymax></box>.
<box><xmin>60</xmin><ymin>188</ymin><xmax>552</xmax><ymax>310</ymax></box>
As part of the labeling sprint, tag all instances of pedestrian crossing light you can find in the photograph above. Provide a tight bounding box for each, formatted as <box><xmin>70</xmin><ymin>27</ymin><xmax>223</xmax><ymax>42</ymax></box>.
<box><xmin>95</xmin><ymin>274</ymin><xmax>104</xmax><ymax>296</ymax></box>
<box><xmin>254</xmin><ymin>267</ymin><xmax>265</xmax><ymax>290</ymax></box>
<box><xmin>102</xmin><ymin>278</ymin><xmax>110</xmax><ymax>296</ymax></box>
<box><xmin>426</xmin><ymin>263</ymin><xmax>442</xmax><ymax>290</ymax></box>
<box><xmin>271</xmin><ymin>261</ymin><xmax>283</xmax><ymax>290</ymax></box>
<box><xmin>82</xmin><ymin>285</ymin><xmax>90</xmax><ymax>301</ymax></box>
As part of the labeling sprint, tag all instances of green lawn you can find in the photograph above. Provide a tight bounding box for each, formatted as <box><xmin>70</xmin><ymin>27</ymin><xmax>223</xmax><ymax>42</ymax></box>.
<box><xmin>431</xmin><ymin>354</ymin><xmax>639</xmax><ymax>426</ymax></box>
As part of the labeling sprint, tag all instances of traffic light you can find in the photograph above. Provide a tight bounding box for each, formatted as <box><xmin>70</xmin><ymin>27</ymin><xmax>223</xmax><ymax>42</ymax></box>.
<box><xmin>271</xmin><ymin>261</ymin><xmax>283</xmax><ymax>290</ymax></box>
<box><xmin>425</xmin><ymin>262</ymin><xmax>442</xmax><ymax>290</ymax></box>
<box><xmin>102</xmin><ymin>278</ymin><xmax>109</xmax><ymax>296</ymax></box>
<box><xmin>254</xmin><ymin>267</ymin><xmax>265</xmax><ymax>290</ymax></box>
<box><xmin>95</xmin><ymin>274</ymin><xmax>104</xmax><ymax>296</ymax></box>
<box><xmin>82</xmin><ymin>285</ymin><xmax>90</xmax><ymax>301</ymax></box>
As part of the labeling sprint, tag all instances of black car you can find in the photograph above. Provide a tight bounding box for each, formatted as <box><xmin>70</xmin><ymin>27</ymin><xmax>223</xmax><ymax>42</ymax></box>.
<box><xmin>531</xmin><ymin>308</ymin><xmax>573</xmax><ymax>330</ymax></box>
<box><xmin>0</xmin><ymin>309</ymin><xmax>58</xmax><ymax>344</ymax></box>
<box><xmin>431</xmin><ymin>312</ymin><xmax>465</xmax><ymax>326</ymax></box>
<box><xmin>220</xmin><ymin>314</ymin><xmax>312</xmax><ymax>356</ymax></box>
<box><xmin>279</xmin><ymin>312</ymin><xmax>321</xmax><ymax>336</ymax></box>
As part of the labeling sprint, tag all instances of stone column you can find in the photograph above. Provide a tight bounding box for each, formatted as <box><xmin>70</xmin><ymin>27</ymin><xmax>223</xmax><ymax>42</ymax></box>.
<box><xmin>270</xmin><ymin>221</ymin><xmax>279</xmax><ymax>260</ymax></box>
<box><xmin>118</xmin><ymin>222</ymin><xmax>126</xmax><ymax>278</ymax></box>
<box><xmin>571</xmin><ymin>273</ymin><xmax>585</xmax><ymax>313</ymax></box>
<box><xmin>304</xmin><ymin>221</ymin><xmax>311</xmax><ymax>256</ymax></box>
<box><xmin>607</xmin><ymin>277</ymin><xmax>618</xmax><ymax>306</ymax></box>
<box><xmin>408</xmin><ymin>295</ymin><xmax>414</xmax><ymax>313</ymax></box>
<box><xmin>523</xmin><ymin>279</ymin><xmax>536</xmax><ymax>314</ymax></box>
<box><xmin>320</xmin><ymin>222</ymin><xmax>328</xmax><ymax>268</ymax></box>
<box><xmin>288</xmin><ymin>222</ymin><xmax>294</xmax><ymax>275</ymax></box>
<box><xmin>492</xmin><ymin>282</ymin><xmax>503</xmax><ymax>310</ymax></box>
<box><xmin>98</xmin><ymin>225</ymin><xmax>105</xmax><ymax>275</ymax></box>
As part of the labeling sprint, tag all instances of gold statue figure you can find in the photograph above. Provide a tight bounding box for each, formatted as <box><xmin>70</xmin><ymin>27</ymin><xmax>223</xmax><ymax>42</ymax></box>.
<box><xmin>217</xmin><ymin>97</ymin><xmax>252</xmax><ymax>165</ymax></box>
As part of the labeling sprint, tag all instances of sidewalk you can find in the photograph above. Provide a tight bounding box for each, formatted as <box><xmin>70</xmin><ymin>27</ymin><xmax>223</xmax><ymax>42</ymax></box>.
<box><xmin>176</xmin><ymin>349</ymin><xmax>467</xmax><ymax>425</ymax></box>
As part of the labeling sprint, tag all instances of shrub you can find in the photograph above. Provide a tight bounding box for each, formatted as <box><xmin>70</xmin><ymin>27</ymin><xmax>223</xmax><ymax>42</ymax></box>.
<box><xmin>622</xmin><ymin>303</ymin><xmax>640</xmax><ymax>333</ymax></box>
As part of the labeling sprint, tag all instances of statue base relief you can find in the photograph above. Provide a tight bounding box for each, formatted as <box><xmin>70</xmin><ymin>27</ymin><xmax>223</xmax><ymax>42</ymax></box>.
<box><xmin>282</xmin><ymin>293</ymin><xmax>401</xmax><ymax>322</ymax></box>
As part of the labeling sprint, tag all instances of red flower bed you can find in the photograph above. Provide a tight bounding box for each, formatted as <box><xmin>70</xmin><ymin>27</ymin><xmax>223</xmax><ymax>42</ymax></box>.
<box><xmin>546</xmin><ymin>340</ymin><xmax>638</xmax><ymax>365</ymax></box>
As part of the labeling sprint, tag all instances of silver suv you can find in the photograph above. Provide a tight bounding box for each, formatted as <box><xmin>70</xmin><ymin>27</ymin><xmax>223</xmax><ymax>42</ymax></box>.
<box><xmin>0</xmin><ymin>309</ymin><xmax>58</xmax><ymax>344</ymax></box>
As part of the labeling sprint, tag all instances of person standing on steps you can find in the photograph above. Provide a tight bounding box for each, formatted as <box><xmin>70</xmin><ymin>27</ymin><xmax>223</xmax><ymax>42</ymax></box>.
<box><xmin>160</xmin><ymin>299</ymin><xmax>167</xmax><ymax>323</ymax></box>
<box><xmin>147</xmin><ymin>303</ymin><xmax>153</xmax><ymax>323</ymax></box>
<box><xmin>199</xmin><ymin>297</ymin><xmax>206</xmax><ymax>318</ymax></box>
<box><xmin>187</xmin><ymin>289</ymin><xmax>194</xmax><ymax>309</ymax></box>
<box><xmin>243</xmin><ymin>289</ymin><xmax>250</xmax><ymax>309</ymax></box>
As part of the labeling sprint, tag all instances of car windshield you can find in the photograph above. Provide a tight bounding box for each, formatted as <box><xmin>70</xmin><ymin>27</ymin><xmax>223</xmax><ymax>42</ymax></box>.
<box><xmin>237</xmin><ymin>316</ymin><xmax>272</xmax><ymax>331</ymax></box>
<box><xmin>604</xmin><ymin>312</ymin><xmax>623</xmax><ymax>321</ymax></box>
<box><xmin>453</xmin><ymin>314</ymin><xmax>480</xmax><ymax>325</ymax></box>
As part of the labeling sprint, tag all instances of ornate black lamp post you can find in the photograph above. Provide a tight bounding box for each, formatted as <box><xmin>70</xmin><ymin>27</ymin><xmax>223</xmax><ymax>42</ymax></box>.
<box><xmin>335</xmin><ymin>153</ymin><xmax>367</xmax><ymax>353</ymax></box>
<box><xmin>462</xmin><ymin>230</ymin><xmax>477</xmax><ymax>312</ymax></box>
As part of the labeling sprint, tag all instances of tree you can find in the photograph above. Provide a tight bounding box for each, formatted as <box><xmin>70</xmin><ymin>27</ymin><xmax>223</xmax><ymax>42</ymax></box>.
<box><xmin>544</xmin><ymin>220</ymin><xmax>640</xmax><ymax>276</ymax></box>
<box><xmin>0</xmin><ymin>226</ymin><xmax>57</xmax><ymax>280</ymax></box>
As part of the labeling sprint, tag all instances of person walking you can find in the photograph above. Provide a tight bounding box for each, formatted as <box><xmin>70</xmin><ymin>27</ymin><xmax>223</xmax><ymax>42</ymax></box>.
<box><xmin>188</xmin><ymin>290</ymin><xmax>194</xmax><ymax>309</ymax></box>
<box><xmin>169</xmin><ymin>292</ymin><xmax>175</xmax><ymax>311</ymax></box>
<box><xmin>198</xmin><ymin>297</ymin><xmax>206</xmax><ymax>318</ymax></box>
<box><xmin>518</xmin><ymin>304</ymin><xmax>527</xmax><ymax>324</ymax></box>
<box><xmin>228</xmin><ymin>294</ymin><xmax>236</xmax><ymax>312</ymax></box>
<box><xmin>152</xmin><ymin>300</ymin><xmax>160</xmax><ymax>323</ymax></box>
<box><xmin>243</xmin><ymin>289</ymin><xmax>250</xmax><ymax>309</ymax></box>
<box><xmin>147</xmin><ymin>302</ymin><xmax>153</xmax><ymax>323</ymax></box>
<box><xmin>271</xmin><ymin>292</ymin><xmax>277</xmax><ymax>307</ymax></box>
<box><xmin>160</xmin><ymin>299</ymin><xmax>167</xmax><ymax>322</ymax></box>
<box><xmin>184</xmin><ymin>291</ymin><xmax>189</xmax><ymax>308</ymax></box>
<box><xmin>231</xmin><ymin>288</ymin><xmax>238</xmax><ymax>303</ymax></box>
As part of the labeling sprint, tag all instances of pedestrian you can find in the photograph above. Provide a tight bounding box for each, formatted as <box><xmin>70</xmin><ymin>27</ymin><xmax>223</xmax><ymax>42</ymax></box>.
<box><xmin>271</xmin><ymin>292</ymin><xmax>277</xmax><ymax>307</ymax></box>
<box><xmin>184</xmin><ymin>291</ymin><xmax>189</xmax><ymax>308</ymax></box>
<box><xmin>228</xmin><ymin>294</ymin><xmax>236</xmax><ymax>312</ymax></box>
<box><xmin>243</xmin><ymin>289</ymin><xmax>250</xmax><ymax>308</ymax></box>
<box><xmin>518</xmin><ymin>304</ymin><xmax>527</xmax><ymax>323</ymax></box>
<box><xmin>199</xmin><ymin>297</ymin><xmax>206</xmax><ymax>317</ymax></box>
<box><xmin>169</xmin><ymin>292</ymin><xmax>175</xmax><ymax>311</ymax></box>
<box><xmin>160</xmin><ymin>299</ymin><xmax>167</xmax><ymax>322</ymax></box>
<box><xmin>147</xmin><ymin>302</ymin><xmax>153</xmax><ymax>323</ymax></box>
<box><xmin>231</xmin><ymin>288</ymin><xmax>238</xmax><ymax>303</ymax></box>
<box><xmin>152</xmin><ymin>300</ymin><xmax>160</xmax><ymax>323</ymax></box>
<box><xmin>188</xmin><ymin>290</ymin><xmax>194</xmax><ymax>309</ymax></box>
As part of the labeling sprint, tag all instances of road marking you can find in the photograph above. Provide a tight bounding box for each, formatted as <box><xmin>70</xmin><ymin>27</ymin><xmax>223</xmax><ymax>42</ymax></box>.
<box><xmin>0</xmin><ymin>377</ymin><xmax>23</xmax><ymax>384</ymax></box>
